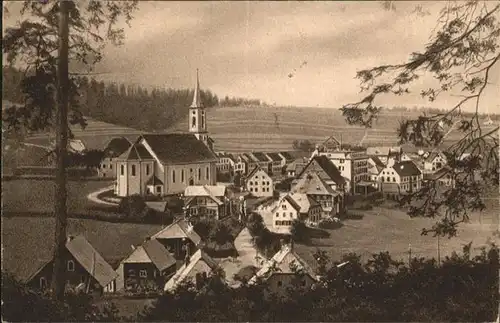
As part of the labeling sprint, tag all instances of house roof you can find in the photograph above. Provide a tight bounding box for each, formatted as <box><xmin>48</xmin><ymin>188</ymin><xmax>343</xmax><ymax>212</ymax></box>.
<box><xmin>366</xmin><ymin>146</ymin><xmax>401</xmax><ymax>156</ymax></box>
<box><xmin>320</xmin><ymin>136</ymin><xmax>341</xmax><ymax>150</ymax></box>
<box><xmin>65</xmin><ymin>235</ymin><xmax>118</xmax><ymax>287</ymax></box>
<box><xmin>184</xmin><ymin>185</ymin><xmax>226</xmax><ymax>198</ymax></box>
<box><xmin>151</xmin><ymin>219</ymin><xmax>202</xmax><ymax>246</ymax></box>
<box><xmin>370</xmin><ymin>156</ymin><xmax>386</xmax><ymax>169</ymax></box>
<box><xmin>279</xmin><ymin>152</ymin><xmax>294</xmax><ymax>161</ymax></box>
<box><xmin>104</xmin><ymin>137</ymin><xmax>132</xmax><ymax>158</ymax></box>
<box><xmin>164</xmin><ymin>249</ymin><xmax>219</xmax><ymax>291</ymax></box>
<box><xmin>117</xmin><ymin>143</ymin><xmax>153</xmax><ymax>161</ymax></box>
<box><xmin>249</xmin><ymin>245</ymin><xmax>317</xmax><ymax>284</ymax></box>
<box><xmin>291</xmin><ymin>171</ymin><xmax>337</xmax><ymax>195</ymax></box>
<box><xmin>146</xmin><ymin>175</ymin><xmax>163</xmax><ymax>186</ymax></box>
<box><xmin>393</xmin><ymin>160</ymin><xmax>422</xmax><ymax>177</ymax></box>
<box><xmin>266</xmin><ymin>152</ymin><xmax>283</xmax><ymax>162</ymax></box>
<box><xmin>217</xmin><ymin>152</ymin><xmax>235</xmax><ymax>162</ymax></box>
<box><xmin>240</xmin><ymin>153</ymin><xmax>253</xmax><ymax>162</ymax></box>
<box><xmin>145</xmin><ymin>201</ymin><xmax>168</xmax><ymax>212</ymax></box>
<box><xmin>140</xmin><ymin>134</ymin><xmax>217</xmax><ymax>164</ymax></box>
<box><xmin>122</xmin><ymin>239</ymin><xmax>176</xmax><ymax>272</ymax></box>
<box><xmin>289</xmin><ymin>193</ymin><xmax>320</xmax><ymax>213</ymax></box>
<box><xmin>281</xmin><ymin>194</ymin><xmax>302</xmax><ymax>212</ymax></box>
<box><xmin>251</xmin><ymin>152</ymin><xmax>270</xmax><ymax>162</ymax></box>
<box><xmin>246</xmin><ymin>166</ymin><xmax>271</xmax><ymax>181</ymax></box>
<box><xmin>298</xmin><ymin>156</ymin><xmax>346</xmax><ymax>186</ymax></box>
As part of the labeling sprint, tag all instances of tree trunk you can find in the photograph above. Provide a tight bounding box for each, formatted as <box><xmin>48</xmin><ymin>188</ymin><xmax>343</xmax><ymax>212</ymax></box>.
<box><xmin>51</xmin><ymin>0</ymin><xmax>70</xmax><ymax>301</ymax></box>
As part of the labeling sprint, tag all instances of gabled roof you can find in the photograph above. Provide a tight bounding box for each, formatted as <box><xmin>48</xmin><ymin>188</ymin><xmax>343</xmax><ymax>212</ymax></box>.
<box><xmin>321</xmin><ymin>136</ymin><xmax>341</xmax><ymax>150</ymax></box>
<box><xmin>240</xmin><ymin>153</ymin><xmax>253</xmax><ymax>162</ymax></box>
<box><xmin>146</xmin><ymin>175</ymin><xmax>163</xmax><ymax>186</ymax></box>
<box><xmin>217</xmin><ymin>152</ymin><xmax>235</xmax><ymax>163</ymax></box>
<box><xmin>249</xmin><ymin>245</ymin><xmax>317</xmax><ymax>284</ymax></box>
<box><xmin>288</xmin><ymin>193</ymin><xmax>320</xmax><ymax>213</ymax></box>
<box><xmin>117</xmin><ymin>143</ymin><xmax>153</xmax><ymax>161</ymax></box>
<box><xmin>266</xmin><ymin>152</ymin><xmax>283</xmax><ymax>162</ymax></box>
<box><xmin>164</xmin><ymin>249</ymin><xmax>219</xmax><ymax>291</ymax></box>
<box><xmin>246</xmin><ymin>165</ymin><xmax>270</xmax><ymax>180</ymax></box>
<box><xmin>392</xmin><ymin>160</ymin><xmax>422</xmax><ymax>177</ymax></box>
<box><xmin>369</xmin><ymin>156</ymin><xmax>386</xmax><ymax>169</ymax></box>
<box><xmin>184</xmin><ymin>185</ymin><xmax>226</xmax><ymax>198</ymax></box>
<box><xmin>140</xmin><ymin>134</ymin><xmax>217</xmax><ymax>164</ymax></box>
<box><xmin>298</xmin><ymin>156</ymin><xmax>346</xmax><ymax>186</ymax></box>
<box><xmin>366</xmin><ymin>146</ymin><xmax>401</xmax><ymax>156</ymax></box>
<box><xmin>145</xmin><ymin>201</ymin><xmax>168</xmax><ymax>212</ymax></box>
<box><xmin>279</xmin><ymin>152</ymin><xmax>295</xmax><ymax>161</ymax></box>
<box><xmin>427</xmin><ymin>151</ymin><xmax>446</xmax><ymax>162</ymax></box>
<box><xmin>104</xmin><ymin>137</ymin><xmax>132</xmax><ymax>158</ymax></box>
<box><xmin>65</xmin><ymin>235</ymin><xmax>117</xmax><ymax>287</ymax></box>
<box><xmin>122</xmin><ymin>239</ymin><xmax>176</xmax><ymax>272</ymax></box>
<box><xmin>151</xmin><ymin>219</ymin><xmax>202</xmax><ymax>246</ymax></box>
<box><xmin>251</xmin><ymin>152</ymin><xmax>270</xmax><ymax>163</ymax></box>
<box><xmin>292</xmin><ymin>171</ymin><xmax>337</xmax><ymax>195</ymax></box>
<box><xmin>281</xmin><ymin>195</ymin><xmax>302</xmax><ymax>213</ymax></box>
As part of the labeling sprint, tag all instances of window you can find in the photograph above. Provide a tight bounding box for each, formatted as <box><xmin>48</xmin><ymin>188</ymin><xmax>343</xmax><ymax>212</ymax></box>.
<box><xmin>255</xmin><ymin>188</ymin><xmax>259</xmax><ymax>192</ymax></box>
<box><xmin>393</xmin><ymin>177</ymin><xmax>396</xmax><ymax>182</ymax></box>
<box><xmin>250</xmin><ymin>188</ymin><xmax>253</xmax><ymax>192</ymax></box>
<box><xmin>110</xmin><ymin>164</ymin><xmax>113</xmax><ymax>169</ymax></box>
<box><xmin>249</xmin><ymin>181</ymin><xmax>253</xmax><ymax>185</ymax></box>
<box><xmin>40</xmin><ymin>277</ymin><xmax>47</xmax><ymax>289</ymax></box>
<box><xmin>262</xmin><ymin>181</ymin><xmax>265</xmax><ymax>186</ymax></box>
<box><xmin>131</xmin><ymin>165</ymin><xmax>136</xmax><ymax>176</ymax></box>
<box><xmin>120</xmin><ymin>165</ymin><xmax>124</xmax><ymax>176</ymax></box>
<box><xmin>67</xmin><ymin>260</ymin><xmax>75</xmax><ymax>272</ymax></box>
<box><xmin>276</xmin><ymin>213</ymin><xmax>279</xmax><ymax>217</ymax></box>
<box><xmin>172</xmin><ymin>170</ymin><xmax>176</xmax><ymax>183</ymax></box>
<box><xmin>277</xmin><ymin>281</ymin><xmax>283</xmax><ymax>287</ymax></box>
<box><xmin>102</xmin><ymin>164</ymin><xmax>106</xmax><ymax>169</ymax></box>
<box><xmin>156</xmin><ymin>186</ymin><xmax>162</xmax><ymax>193</ymax></box>
<box><xmin>198</xmin><ymin>168</ymin><xmax>201</xmax><ymax>180</ymax></box>
<box><xmin>192</xmin><ymin>116</ymin><xmax>196</xmax><ymax>127</ymax></box>
<box><xmin>146</xmin><ymin>164</ymin><xmax>150</xmax><ymax>176</ymax></box>
<box><xmin>128</xmin><ymin>269</ymin><xmax>136</xmax><ymax>277</ymax></box>
<box><xmin>282</xmin><ymin>204</ymin><xmax>287</xmax><ymax>210</ymax></box>
<box><xmin>275</xmin><ymin>221</ymin><xmax>280</xmax><ymax>226</ymax></box>
<box><xmin>206</xmin><ymin>167</ymin><xmax>209</xmax><ymax>180</ymax></box>
<box><xmin>139</xmin><ymin>270</ymin><xmax>147</xmax><ymax>278</ymax></box>
<box><xmin>289</xmin><ymin>212</ymin><xmax>292</xmax><ymax>217</ymax></box>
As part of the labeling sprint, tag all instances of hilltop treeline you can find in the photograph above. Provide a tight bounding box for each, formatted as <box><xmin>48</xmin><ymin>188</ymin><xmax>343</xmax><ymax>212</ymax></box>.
<box><xmin>219</xmin><ymin>96</ymin><xmax>265</xmax><ymax>107</ymax></box>
<box><xmin>2</xmin><ymin>66</ymin><xmax>265</xmax><ymax>131</ymax></box>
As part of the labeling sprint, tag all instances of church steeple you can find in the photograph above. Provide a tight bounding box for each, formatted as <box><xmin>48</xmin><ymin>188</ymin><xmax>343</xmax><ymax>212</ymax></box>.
<box><xmin>190</xmin><ymin>68</ymin><xmax>203</xmax><ymax>109</ymax></box>
<box><xmin>188</xmin><ymin>69</ymin><xmax>210</xmax><ymax>149</ymax></box>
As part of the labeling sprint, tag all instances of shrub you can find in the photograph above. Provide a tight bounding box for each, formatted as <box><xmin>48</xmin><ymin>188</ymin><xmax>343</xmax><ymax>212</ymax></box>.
<box><xmin>290</xmin><ymin>220</ymin><xmax>308</xmax><ymax>243</ymax></box>
<box><xmin>318</xmin><ymin>218</ymin><xmax>344</xmax><ymax>229</ymax></box>
<box><xmin>118</xmin><ymin>194</ymin><xmax>147</xmax><ymax>219</ymax></box>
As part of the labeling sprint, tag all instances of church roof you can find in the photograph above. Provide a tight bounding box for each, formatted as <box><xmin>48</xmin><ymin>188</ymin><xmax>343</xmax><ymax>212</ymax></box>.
<box><xmin>190</xmin><ymin>69</ymin><xmax>203</xmax><ymax>109</ymax></box>
<box><xmin>146</xmin><ymin>175</ymin><xmax>163</xmax><ymax>186</ymax></box>
<box><xmin>140</xmin><ymin>134</ymin><xmax>217</xmax><ymax>164</ymax></box>
<box><xmin>117</xmin><ymin>143</ymin><xmax>153</xmax><ymax>161</ymax></box>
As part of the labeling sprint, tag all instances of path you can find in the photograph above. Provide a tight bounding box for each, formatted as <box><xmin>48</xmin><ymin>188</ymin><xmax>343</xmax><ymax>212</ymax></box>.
<box><xmin>87</xmin><ymin>185</ymin><xmax>116</xmax><ymax>206</ymax></box>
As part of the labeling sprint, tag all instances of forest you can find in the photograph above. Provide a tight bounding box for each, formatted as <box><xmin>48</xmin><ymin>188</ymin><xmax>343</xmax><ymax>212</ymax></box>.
<box><xmin>2</xmin><ymin>66</ymin><xmax>264</xmax><ymax>132</ymax></box>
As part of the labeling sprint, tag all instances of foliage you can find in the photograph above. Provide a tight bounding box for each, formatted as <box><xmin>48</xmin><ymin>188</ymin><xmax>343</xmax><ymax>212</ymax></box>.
<box><xmin>219</xmin><ymin>96</ymin><xmax>264</xmax><ymax>107</ymax></box>
<box><xmin>138</xmin><ymin>243</ymin><xmax>499</xmax><ymax>322</ymax></box>
<box><xmin>341</xmin><ymin>1</ymin><xmax>500</xmax><ymax>237</ymax></box>
<box><xmin>118</xmin><ymin>194</ymin><xmax>147</xmax><ymax>219</ymax></box>
<box><xmin>292</xmin><ymin>139</ymin><xmax>315</xmax><ymax>152</ymax></box>
<box><xmin>246</xmin><ymin>212</ymin><xmax>283</xmax><ymax>257</ymax></box>
<box><xmin>290</xmin><ymin>219</ymin><xmax>308</xmax><ymax>243</ymax></box>
<box><xmin>1</xmin><ymin>272</ymin><xmax>122</xmax><ymax>322</ymax></box>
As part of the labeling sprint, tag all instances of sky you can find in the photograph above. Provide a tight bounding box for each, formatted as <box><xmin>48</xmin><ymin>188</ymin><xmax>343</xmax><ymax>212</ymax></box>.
<box><xmin>3</xmin><ymin>1</ymin><xmax>500</xmax><ymax>113</ymax></box>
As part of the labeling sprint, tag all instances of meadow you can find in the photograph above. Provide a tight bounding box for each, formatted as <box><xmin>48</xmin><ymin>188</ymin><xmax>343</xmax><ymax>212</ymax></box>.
<box><xmin>294</xmin><ymin>205</ymin><xmax>499</xmax><ymax>269</ymax></box>
<box><xmin>17</xmin><ymin>105</ymin><xmax>491</xmax><ymax>154</ymax></box>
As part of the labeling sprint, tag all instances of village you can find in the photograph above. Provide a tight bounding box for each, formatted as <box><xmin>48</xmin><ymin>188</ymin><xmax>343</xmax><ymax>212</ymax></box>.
<box><xmin>3</xmin><ymin>70</ymin><xmax>478</xmax><ymax>302</ymax></box>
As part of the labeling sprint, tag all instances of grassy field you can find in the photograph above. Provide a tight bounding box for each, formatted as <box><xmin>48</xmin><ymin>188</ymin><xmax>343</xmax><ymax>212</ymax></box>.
<box><xmin>1</xmin><ymin>179</ymin><xmax>113</xmax><ymax>215</ymax></box>
<box><xmin>17</xmin><ymin>105</ymin><xmax>495</xmax><ymax>154</ymax></box>
<box><xmin>294</xmin><ymin>205</ymin><xmax>499</xmax><ymax>269</ymax></box>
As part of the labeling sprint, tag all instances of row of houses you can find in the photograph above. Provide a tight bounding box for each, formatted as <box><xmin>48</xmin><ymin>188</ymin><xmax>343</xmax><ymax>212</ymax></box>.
<box><xmin>20</xmin><ymin>220</ymin><xmax>320</xmax><ymax>298</ymax></box>
<box><xmin>216</xmin><ymin>151</ymin><xmax>295</xmax><ymax>177</ymax></box>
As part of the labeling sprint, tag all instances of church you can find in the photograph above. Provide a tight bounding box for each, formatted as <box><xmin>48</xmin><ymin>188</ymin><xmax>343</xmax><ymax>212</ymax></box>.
<box><xmin>115</xmin><ymin>70</ymin><xmax>218</xmax><ymax>197</ymax></box>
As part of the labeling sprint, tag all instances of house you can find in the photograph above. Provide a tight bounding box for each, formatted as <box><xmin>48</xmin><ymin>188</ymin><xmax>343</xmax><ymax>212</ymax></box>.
<box><xmin>278</xmin><ymin>152</ymin><xmax>295</xmax><ymax>165</ymax></box>
<box><xmin>311</xmin><ymin>143</ymin><xmax>369</xmax><ymax>194</ymax></box>
<box><xmin>151</xmin><ymin>219</ymin><xmax>203</xmax><ymax>260</ymax></box>
<box><xmin>115</xmin><ymin>238</ymin><xmax>177</xmax><ymax>293</ymax></box>
<box><xmin>250</xmin><ymin>152</ymin><xmax>271</xmax><ymax>171</ymax></box>
<box><xmin>291</xmin><ymin>171</ymin><xmax>342</xmax><ymax>217</ymax></box>
<box><xmin>115</xmin><ymin>71</ymin><xmax>218</xmax><ymax>197</ymax></box>
<box><xmin>270</xmin><ymin>194</ymin><xmax>301</xmax><ymax>234</ymax></box>
<box><xmin>232</xmin><ymin>154</ymin><xmax>246</xmax><ymax>175</ymax></box>
<box><xmin>164</xmin><ymin>249</ymin><xmax>221</xmax><ymax>292</ymax></box>
<box><xmin>216</xmin><ymin>152</ymin><xmax>235</xmax><ymax>174</ymax></box>
<box><xmin>266</xmin><ymin>152</ymin><xmax>284</xmax><ymax>175</ymax></box>
<box><xmin>248</xmin><ymin>243</ymin><xmax>318</xmax><ymax>296</ymax></box>
<box><xmin>423</xmin><ymin>151</ymin><xmax>447</xmax><ymax>174</ymax></box>
<box><xmin>425</xmin><ymin>166</ymin><xmax>455</xmax><ymax>188</ymax></box>
<box><xmin>245</xmin><ymin>166</ymin><xmax>274</xmax><ymax>197</ymax></box>
<box><xmin>285</xmin><ymin>158</ymin><xmax>307</xmax><ymax>178</ymax></box>
<box><xmin>240</xmin><ymin>153</ymin><xmax>257</xmax><ymax>175</ymax></box>
<box><xmin>99</xmin><ymin>137</ymin><xmax>132</xmax><ymax>178</ymax></box>
<box><xmin>366</xmin><ymin>146</ymin><xmax>402</xmax><ymax>164</ymax></box>
<box><xmin>367</xmin><ymin>156</ymin><xmax>386</xmax><ymax>188</ymax></box>
<box><xmin>288</xmin><ymin>192</ymin><xmax>322</xmax><ymax>226</ymax></box>
<box><xmin>296</xmin><ymin>156</ymin><xmax>347</xmax><ymax>194</ymax></box>
<box><xmin>183</xmin><ymin>185</ymin><xmax>227</xmax><ymax>219</ymax></box>
<box><xmin>26</xmin><ymin>235</ymin><xmax>117</xmax><ymax>294</ymax></box>
<box><xmin>378</xmin><ymin>160</ymin><xmax>423</xmax><ymax>198</ymax></box>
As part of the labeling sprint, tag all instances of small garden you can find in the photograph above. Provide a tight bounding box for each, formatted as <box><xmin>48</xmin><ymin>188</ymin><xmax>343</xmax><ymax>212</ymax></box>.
<box><xmin>190</xmin><ymin>216</ymin><xmax>244</xmax><ymax>258</ymax></box>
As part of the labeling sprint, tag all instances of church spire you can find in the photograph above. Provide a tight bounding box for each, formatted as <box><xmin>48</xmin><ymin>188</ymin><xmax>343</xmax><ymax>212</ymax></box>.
<box><xmin>190</xmin><ymin>69</ymin><xmax>203</xmax><ymax>108</ymax></box>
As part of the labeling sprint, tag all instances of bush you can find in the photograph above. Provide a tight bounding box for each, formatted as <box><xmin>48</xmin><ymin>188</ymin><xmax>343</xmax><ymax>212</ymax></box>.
<box><xmin>118</xmin><ymin>194</ymin><xmax>147</xmax><ymax>219</ymax></box>
<box><xmin>318</xmin><ymin>217</ymin><xmax>344</xmax><ymax>229</ymax></box>
<box><xmin>290</xmin><ymin>220</ymin><xmax>308</xmax><ymax>243</ymax></box>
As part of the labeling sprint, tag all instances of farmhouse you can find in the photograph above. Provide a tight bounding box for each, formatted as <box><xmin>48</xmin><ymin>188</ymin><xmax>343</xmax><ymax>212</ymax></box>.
<box><xmin>422</xmin><ymin>151</ymin><xmax>447</xmax><ymax>174</ymax></box>
<box><xmin>164</xmin><ymin>249</ymin><xmax>221</xmax><ymax>292</ymax></box>
<box><xmin>291</xmin><ymin>171</ymin><xmax>342</xmax><ymax>217</ymax></box>
<box><xmin>232</xmin><ymin>154</ymin><xmax>247</xmax><ymax>175</ymax></box>
<box><xmin>115</xmin><ymin>71</ymin><xmax>218</xmax><ymax>197</ymax></box>
<box><xmin>115</xmin><ymin>238</ymin><xmax>177</xmax><ymax>293</ymax></box>
<box><xmin>245</xmin><ymin>166</ymin><xmax>274</xmax><ymax>197</ymax></box>
<box><xmin>151</xmin><ymin>219</ymin><xmax>203</xmax><ymax>260</ymax></box>
<box><xmin>266</xmin><ymin>152</ymin><xmax>285</xmax><ymax>175</ymax></box>
<box><xmin>248</xmin><ymin>242</ymin><xmax>318</xmax><ymax>296</ymax></box>
<box><xmin>183</xmin><ymin>185</ymin><xmax>227</xmax><ymax>219</ymax></box>
<box><xmin>250</xmin><ymin>152</ymin><xmax>272</xmax><ymax>171</ymax></box>
<box><xmin>296</xmin><ymin>156</ymin><xmax>347</xmax><ymax>194</ymax></box>
<box><xmin>366</xmin><ymin>146</ymin><xmax>402</xmax><ymax>164</ymax></box>
<box><xmin>216</xmin><ymin>152</ymin><xmax>235</xmax><ymax>174</ymax></box>
<box><xmin>26</xmin><ymin>235</ymin><xmax>117</xmax><ymax>294</ymax></box>
<box><xmin>99</xmin><ymin>137</ymin><xmax>132</xmax><ymax>178</ymax></box>
<box><xmin>379</xmin><ymin>160</ymin><xmax>423</xmax><ymax>198</ymax></box>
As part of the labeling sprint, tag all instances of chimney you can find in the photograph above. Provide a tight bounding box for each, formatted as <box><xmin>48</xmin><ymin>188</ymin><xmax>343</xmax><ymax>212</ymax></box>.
<box><xmin>67</xmin><ymin>235</ymin><xmax>74</xmax><ymax>243</ymax></box>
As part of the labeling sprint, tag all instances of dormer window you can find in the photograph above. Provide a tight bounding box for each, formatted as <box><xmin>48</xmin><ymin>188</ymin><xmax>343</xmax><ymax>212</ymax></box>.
<box><xmin>67</xmin><ymin>260</ymin><xmax>75</xmax><ymax>272</ymax></box>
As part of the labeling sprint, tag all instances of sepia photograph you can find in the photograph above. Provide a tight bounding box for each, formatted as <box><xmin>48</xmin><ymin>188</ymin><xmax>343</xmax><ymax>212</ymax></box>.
<box><xmin>1</xmin><ymin>0</ymin><xmax>499</xmax><ymax>321</ymax></box>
